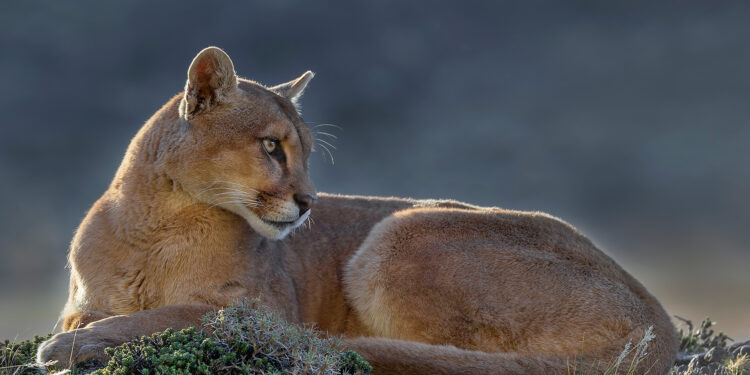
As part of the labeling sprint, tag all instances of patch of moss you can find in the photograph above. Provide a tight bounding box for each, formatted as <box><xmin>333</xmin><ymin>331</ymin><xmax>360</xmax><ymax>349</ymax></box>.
<box><xmin>2</xmin><ymin>300</ymin><xmax>370</xmax><ymax>375</ymax></box>
<box><xmin>93</xmin><ymin>300</ymin><xmax>371</xmax><ymax>374</ymax></box>
<box><xmin>339</xmin><ymin>350</ymin><xmax>373</xmax><ymax>375</ymax></box>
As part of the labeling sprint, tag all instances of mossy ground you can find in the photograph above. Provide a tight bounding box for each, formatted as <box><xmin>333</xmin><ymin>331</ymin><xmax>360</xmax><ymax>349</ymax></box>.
<box><xmin>2</xmin><ymin>308</ymin><xmax>747</xmax><ymax>374</ymax></box>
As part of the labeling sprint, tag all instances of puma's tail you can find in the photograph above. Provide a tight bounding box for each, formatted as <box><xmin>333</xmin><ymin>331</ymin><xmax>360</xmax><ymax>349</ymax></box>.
<box><xmin>344</xmin><ymin>324</ymin><xmax>678</xmax><ymax>375</ymax></box>
<box><xmin>345</xmin><ymin>337</ymin><xmax>563</xmax><ymax>374</ymax></box>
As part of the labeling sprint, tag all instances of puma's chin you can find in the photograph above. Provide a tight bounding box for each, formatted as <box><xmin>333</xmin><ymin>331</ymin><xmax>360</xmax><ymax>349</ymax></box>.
<box><xmin>241</xmin><ymin>209</ymin><xmax>310</xmax><ymax>240</ymax></box>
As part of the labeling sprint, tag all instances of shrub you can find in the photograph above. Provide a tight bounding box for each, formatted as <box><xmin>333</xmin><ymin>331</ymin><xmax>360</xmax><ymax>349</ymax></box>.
<box><xmin>1</xmin><ymin>300</ymin><xmax>371</xmax><ymax>375</ymax></box>
<box><xmin>668</xmin><ymin>317</ymin><xmax>750</xmax><ymax>375</ymax></box>
<box><xmin>1</xmin><ymin>334</ymin><xmax>51</xmax><ymax>375</ymax></box>
<box><xmin>95</xmin><ymin>299</ymin><xmax>371</xmax><ymax>375</ymax></box>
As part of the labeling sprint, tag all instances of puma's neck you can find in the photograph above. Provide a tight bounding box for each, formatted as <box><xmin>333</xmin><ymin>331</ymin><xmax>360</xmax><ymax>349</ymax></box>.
<box><xmin>104</xmin><ymin>99</ymin><xmax>262</xmax><ymax>250</ymax></box>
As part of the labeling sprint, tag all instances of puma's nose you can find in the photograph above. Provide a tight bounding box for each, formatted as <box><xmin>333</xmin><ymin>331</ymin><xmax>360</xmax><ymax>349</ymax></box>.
<box><xmin>293</xmin><ymin>193</ymin><xmax>317</xmax><ymax>214</ymax></box>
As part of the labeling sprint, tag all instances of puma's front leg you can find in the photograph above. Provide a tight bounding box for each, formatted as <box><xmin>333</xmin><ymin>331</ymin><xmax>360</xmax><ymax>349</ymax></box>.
<box><xmin>38</xmin><ymin>304</ymin><xmax>216</xmax><ymax>369</ymax></box>
<box><xmin>62</xmin><ymin>310</ymin><xmax>113</xmax><ymax>331</ymax></box>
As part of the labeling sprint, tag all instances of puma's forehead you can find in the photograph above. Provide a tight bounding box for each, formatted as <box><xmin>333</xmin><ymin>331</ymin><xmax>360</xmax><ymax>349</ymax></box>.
<box><xmin>232</xmin><ymin>78</ymin><xmax>313</xmax><ymax>155</ymax></box>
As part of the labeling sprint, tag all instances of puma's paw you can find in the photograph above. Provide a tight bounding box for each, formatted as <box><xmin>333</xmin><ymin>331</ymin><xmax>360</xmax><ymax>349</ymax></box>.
<box><xmin>36</xmin><ymin>329</ymin><xmax>112</xmax><ymax>369</ymax></box>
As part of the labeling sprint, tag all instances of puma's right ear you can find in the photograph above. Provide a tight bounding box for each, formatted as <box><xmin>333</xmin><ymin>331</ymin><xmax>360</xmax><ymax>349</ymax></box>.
<box><xmin>179</xmin><ymin>46</ymin><xmax>238</xmax><ymax>120</ymax></box>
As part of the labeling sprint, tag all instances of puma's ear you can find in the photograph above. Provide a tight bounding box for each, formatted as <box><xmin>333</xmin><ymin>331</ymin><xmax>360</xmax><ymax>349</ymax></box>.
<box><xmin>270</xmin><ymin>71</ymin><xmax>314</xmax><ymax>107</ymax></box>
<box><xmin>179</xmin><ymin>46</ymin><xmax>238</xmax><ymax>120</ymax></box>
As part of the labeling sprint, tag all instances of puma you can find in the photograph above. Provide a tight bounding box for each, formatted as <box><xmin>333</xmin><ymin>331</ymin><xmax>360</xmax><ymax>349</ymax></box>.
<box><xmin>37</xmin><ymin>47</ymin><xmax>678</xmax><ymax>374</ymax></box>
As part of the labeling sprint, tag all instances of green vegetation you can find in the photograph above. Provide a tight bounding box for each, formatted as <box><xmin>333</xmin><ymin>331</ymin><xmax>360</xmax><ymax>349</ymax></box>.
<box><xmin>1</xmin><ymin>300</ymin><xmax>370</xmax><ymax>375</ymax></box>
<box><xmin>95</xmin><ymin>299</ymin><xmax>370</xmax><ymax>375</ymax></box>
<box><xmin>668</xmin><ymin>317</ymin><xmax>749</xmax><ymax>375</ymax></box>
<box><xmin>1</xmin><ymin>334</ymin><xmax>51</xmax><ymax>375</ymax></box>
<box><xmin>2</xmin><ymin>309</ymin><xmax>747</xmax><ymax>375</ymax></box>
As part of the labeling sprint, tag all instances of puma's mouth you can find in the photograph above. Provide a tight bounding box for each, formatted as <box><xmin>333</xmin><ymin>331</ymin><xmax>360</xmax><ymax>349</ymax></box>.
<box><xmin>261</xmin><ymin>218</ymin><xmax>298</xmax><ymax>228</ymax></box>
<box><xmin>259</xmin><ymin>208</ymin><xmax>310</xmax><ymax>227</ymax></box>
<box><xmin>258</xmin><ymin>210</ymin><xmax>311</xmax><ymax>237</ymax></box>
<box><xmin>238</xmin><ymin>208</ymin><xmax>310</xmax><ymax>240</ymax></box>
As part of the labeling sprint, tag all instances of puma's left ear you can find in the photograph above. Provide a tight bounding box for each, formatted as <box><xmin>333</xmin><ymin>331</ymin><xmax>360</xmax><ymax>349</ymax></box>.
<box><xmin>270</xmin><ymin>71</ymin><xmax>315</xmax><ymax>107</ymax></box>
<box><xmin>180</xmin><ymin>46</ymin><xmax>238</xmax><ymax>120</ymax></box>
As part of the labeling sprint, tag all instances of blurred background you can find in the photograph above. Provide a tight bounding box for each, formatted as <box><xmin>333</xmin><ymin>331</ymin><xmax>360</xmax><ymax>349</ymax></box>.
<box><xmin>1</xmin><ymin>1</ymin><xmax>748</xmax><ymax>342</ymax></box>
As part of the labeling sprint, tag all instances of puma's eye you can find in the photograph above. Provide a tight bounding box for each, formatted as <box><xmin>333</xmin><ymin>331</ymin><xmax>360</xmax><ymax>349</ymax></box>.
<box><xmin>262</xmin><ymin>138</ymin><xmax>286</xmax><ymax>163</ymax></box>
<box><xmin>262</xmin><ymin>138</ymin><xmax>278</xmax><ymax>154</ymax></box>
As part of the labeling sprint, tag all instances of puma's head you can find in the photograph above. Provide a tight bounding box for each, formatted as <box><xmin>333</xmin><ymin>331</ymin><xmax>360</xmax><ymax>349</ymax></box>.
<box><xmin>165</xmin><ymin>46</ymin><xmax>317</xmax><ymax>240</ymax></box>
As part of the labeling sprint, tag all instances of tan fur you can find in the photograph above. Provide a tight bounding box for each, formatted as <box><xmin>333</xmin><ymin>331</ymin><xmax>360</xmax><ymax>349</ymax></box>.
<box><xmin>37</xmin><ymin>47</ymin><xmax>678</xmax><ymax>374</ymax></box>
